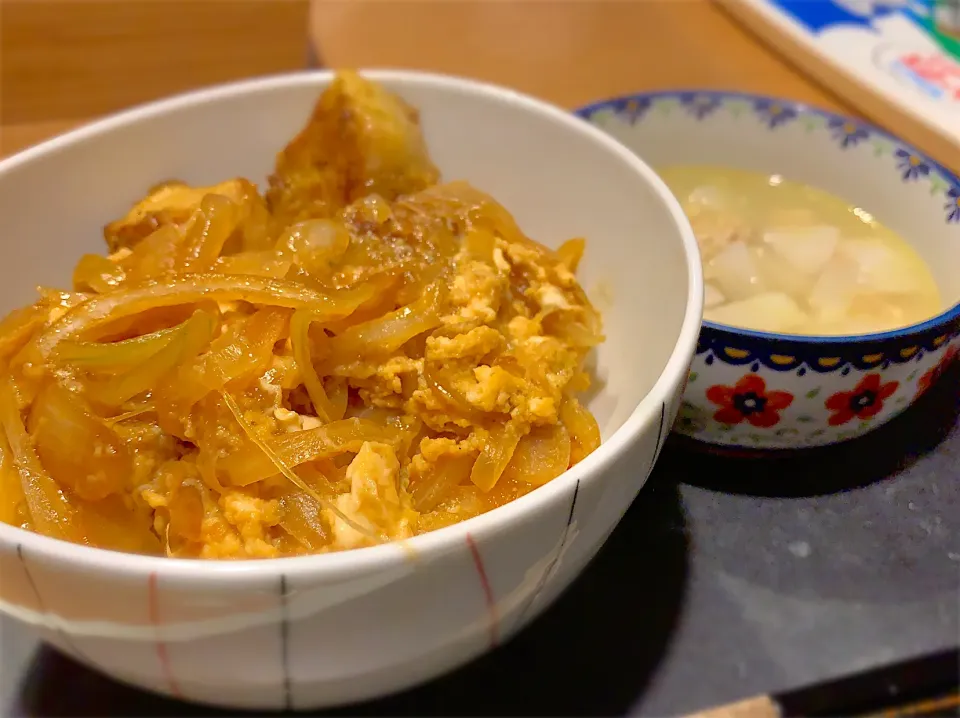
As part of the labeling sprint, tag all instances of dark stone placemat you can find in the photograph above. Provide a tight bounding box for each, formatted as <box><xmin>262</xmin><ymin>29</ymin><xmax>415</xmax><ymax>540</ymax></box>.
<box><xmin>2</xmin><ymin>363</ymin><xmax>958</xmax><ymax>717</ymax></box>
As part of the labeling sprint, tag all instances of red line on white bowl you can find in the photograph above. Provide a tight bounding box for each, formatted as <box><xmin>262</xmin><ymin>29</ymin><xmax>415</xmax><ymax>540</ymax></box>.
<box><xmin>465</xmin><ymin>533</ymin><xmax>499</xmax><ymax>648</ymax></box>
<box><xmin>147</xmin><ymin>571</ymin><xmax>182</xmax><ymax>700</ymax></box>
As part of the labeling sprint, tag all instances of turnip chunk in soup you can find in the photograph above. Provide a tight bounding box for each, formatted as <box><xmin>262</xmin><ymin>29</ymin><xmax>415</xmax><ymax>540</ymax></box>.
<box><xmin>660</xmin><ymin>165</ymin><xmax>943</xmax><ymax>336</ymax></box>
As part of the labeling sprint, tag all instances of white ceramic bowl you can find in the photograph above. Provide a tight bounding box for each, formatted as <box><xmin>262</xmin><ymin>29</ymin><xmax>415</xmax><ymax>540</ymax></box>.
<box><xmin>579</xmin><ymin>91</ymin><xmax>960</xmax><ymax>451</ymax></box>
<box><xmin>0</xmin><ymin>71</ymin><xmax>702</xmax><ymax>709</ymax></box>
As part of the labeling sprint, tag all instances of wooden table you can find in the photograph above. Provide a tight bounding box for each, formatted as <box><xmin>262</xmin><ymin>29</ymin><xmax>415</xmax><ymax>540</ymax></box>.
<box><xmin>309</xmin><ymin>0</ymin><xmax>846</xmax><ymax>112</ymax></box>
<box><xmin>1</xmin><ymin>4</ymin><xmax>957</xmax><ymax>717</ymax></box>
<box><xmin>1</xmin><ymin>0</ymin><xmax>848</xmax><ymax>159</ymax></box>
<box><xmin>0</xmin><ymin>0</ymin><xmax>311</xmax><ymax>156</ymax></box>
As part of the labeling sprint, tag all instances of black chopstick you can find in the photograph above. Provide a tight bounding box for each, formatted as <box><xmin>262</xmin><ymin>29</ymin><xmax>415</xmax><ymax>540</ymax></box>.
<box><xmin>685</xmin><ymin>648</ymin><xmax>959</xmax><ymax>718</ymax></box>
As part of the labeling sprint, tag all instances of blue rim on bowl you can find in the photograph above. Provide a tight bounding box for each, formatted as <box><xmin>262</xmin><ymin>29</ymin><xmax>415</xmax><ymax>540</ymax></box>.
<box><xmin>574</xmin><ymin>90</ymin><xmax>960</xmax><ymax>361</ymax></box>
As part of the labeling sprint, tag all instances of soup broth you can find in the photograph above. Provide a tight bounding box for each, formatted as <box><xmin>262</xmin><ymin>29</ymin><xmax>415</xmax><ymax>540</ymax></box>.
<box><xmin>659</xmin><ymin>165</ymin><xmax>943</xmax><ymax>336</ymax></box>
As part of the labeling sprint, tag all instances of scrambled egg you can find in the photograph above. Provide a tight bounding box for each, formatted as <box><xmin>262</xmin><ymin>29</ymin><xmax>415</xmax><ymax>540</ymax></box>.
<box><xmin>215</xmin><ymin>490</ymin><xmax>282</xmax><ymax>559</ymax></box>
<box><xmin>277</xmin><ymin>233</ymin><xmax>592</xmax><ymax>554</ymax></box>
<box><xmin>445</xmin><ymin>258</ymin><xmax>506</xmax><ymax>324</ymax></box>
<box><xmin>425</xmin><ymin>326</ymin><xmax>504</xmax><ymax>362</ymax></box>
<box><xmin>322</xmin><ymin>442</ymin><xmax>416</xmax><ymax>551</ymax></box>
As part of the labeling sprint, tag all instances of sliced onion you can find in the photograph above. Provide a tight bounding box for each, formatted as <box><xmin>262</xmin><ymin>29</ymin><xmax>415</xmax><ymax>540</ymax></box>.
<box><xmin>38</xmin><ymin>274</ymin><xmax>376</xmax><ymax>356</ymax></box>
<box><xmin>501</xmin><ymin>423</ymin><xmax>571</xmax><ymax>486</ymax></box>
<box><xmin>463</xmin><ymin>228</ymin><xmax>496</xmax><ymax>264</ymax></box>
<box><xmin>0</xmin><ymin>430</ymin><xmax>25</xmax><ymax>526</ymax></box>
<box><xmin>121</xmin><ymin>224</ymin><xmax>181</xmax><ymax>282</ymax></box>
<box><xmin>220</xmin><ymin>390</ymin><xmax>381</xmax><ymax>542</ymax></box>
<box><xmin>73</xmin><ymin>254</ymin><xmax>127</xmax><ymax>294</ymax></box>
<box><xmin>0</xmin><ymin>371</ymin><xmax>80</xmax><ymax>540</ymax></box>
<box><xmin>167</xmin><ymin>479</ymin><xmax>206</xmax><ymax>544</ymax></box>
<box><xmin>279</xmin><ymin>491</ymin><xmax>327</xmax><ymax>551</ymax></box>
<box><xmin>29</xmin><ymin>381</ymin><xmax>132</xmax><ymax>500</ymax></box>
<box><xmin>470</xmin><ymin>421</ymin><xmax>526</xmax><ymax>492</ymax></box>
<box><xmin>412</xmin><ymin>452</ymin><xmax>475</xmax><ymax>512</ymax></box>
<box><xmin>0</xmin><ymin>303</ymin><xmax>50</xmax><ymax>361</ymax></box>
<box><xmin>328</xmin><ymin>284</ymin><xmax>443</xmax><ymax>360</ymax></box>
<box><xmin>214</xmin><ymin>251</ymin><xmax>291</xmax><ymax>279</ymax></box>
<box><xmin>556</xmin><ymin>237</ymin><xmax>585</xmax><ymax>272</ymax></box>
<box><xmin>422</xmin><ymin>362</ymin><xmax>489</xmax><ymax>421</ymax></box>
<box><xmin>290</xmin><ymin>309</ymin><xmax>337</xmax><ymax>422</ymax></box>
<box><xmin>219</xmin><ymin>417</ymin><xmax>401</xmax><ymax>486</ymax></box>
<box><xmin>178</xmin><ymin>194</ymin><xmax>241</xmax><ymax>273</ymax></box>
<box><xmin>277</xmin><ymin>219</ymin><xmax>351</xmax><ymax>271</ymax></box>
<box><xmin>76</xmin><ymin>494</ymin><xmax>161</xmax><ymax>555</ymax></box>
<box><xmin>156</xmin><ymin>307</ymin><xmax>288</xmax><ymax>422</ymax></box>
<box><xmin>86</xmin><ymin>310</ymin><xmax>216</xmax><ymax>407</ymax></box>
<box><xmin>560</xmin><ymin>397</ymin><xmax>601</xmax><ymax>466</ymax></box>
<box><xmin>325</xmin><ymin>377</ymin><xmax>348</xmax><ymax>422</ymax></box>
<box><xmin>54</xmin><ymin>324</ymin><xmax>182</xmax><ymax>371</ymax></box>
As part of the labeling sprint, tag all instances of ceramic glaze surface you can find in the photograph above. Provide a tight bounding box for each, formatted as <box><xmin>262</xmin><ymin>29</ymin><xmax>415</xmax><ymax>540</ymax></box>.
<box><xmin>0</xmin><ymin>71</ymin><xmax>702</xmax><ymax>709</ymax></box>
<box><xmin>578</xmin><ymin>91</ymin><xmax>960</xmax><ymax>449</ymax></box>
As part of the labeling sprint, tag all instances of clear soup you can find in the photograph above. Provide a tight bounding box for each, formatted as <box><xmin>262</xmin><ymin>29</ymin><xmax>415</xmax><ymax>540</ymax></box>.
<box><xmin>659</xmin><ymin>165</ymin><xmax>943</xmax><ymax>336</ymax></box>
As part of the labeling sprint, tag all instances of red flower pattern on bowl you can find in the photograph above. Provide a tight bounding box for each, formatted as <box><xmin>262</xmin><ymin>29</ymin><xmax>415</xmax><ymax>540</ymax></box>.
<box><xmin>705</xmin><ymin>374</ymin><xmax>794</xmax><ymax>428</ymax></box>
<box><xmin>824</xmin><ymin>373</ymin><xmax>899</xmax><ymax>427</ymax></box>
<box><xmin>916</xmin><ymin>344</ymin><xmax>959</xmax><ymax>398</ymax></box>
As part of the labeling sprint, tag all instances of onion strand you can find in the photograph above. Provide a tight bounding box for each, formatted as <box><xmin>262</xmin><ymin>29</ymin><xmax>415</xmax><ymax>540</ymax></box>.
<box><xmin>38</xmin><ymin>274</ymin><xmax>376</xmax><ymax>356</ymax></box>
<box><xmin>220</xmin><ymin>390</ymin><xmax>384</xmax><ymax>543</ymax></box>
<box><xmin>290</xmin><ymin>309</ymin><xmax>336</xmax><ymax>422</ymax></box>
<box><xmin>0</xmin><ymin>370</ymin><xmax>80</xmax><ymax>540</ymax></box>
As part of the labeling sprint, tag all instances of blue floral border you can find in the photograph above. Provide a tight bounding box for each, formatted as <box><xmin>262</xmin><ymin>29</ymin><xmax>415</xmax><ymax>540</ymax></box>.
<box><xmin>575</xmin><ymin>90</ymin><xmax>960</xmax><ymax>365</ymax></box>
<box><xmin>697</xmin><ymin>320</ymin><xmax>960</xmax><ymax>375</ymax></box>
<box><xmin>576</xmin><ymin>90</ymin><xmax>960</xmax><ymax>225</ymax></box>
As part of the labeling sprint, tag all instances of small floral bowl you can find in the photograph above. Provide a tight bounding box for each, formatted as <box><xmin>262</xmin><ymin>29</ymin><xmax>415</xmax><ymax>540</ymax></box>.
<box><xmin>577</xmin><ymin>91</ymin><xmax>960</xmax><ymax>450</ymax></box>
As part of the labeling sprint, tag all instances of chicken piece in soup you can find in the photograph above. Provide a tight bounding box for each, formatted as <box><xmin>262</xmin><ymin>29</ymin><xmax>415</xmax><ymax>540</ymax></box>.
<box><xmin>659</xmin><ymin>165</ymin><xmax>943</xmax><ymax>336</ymax></box>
